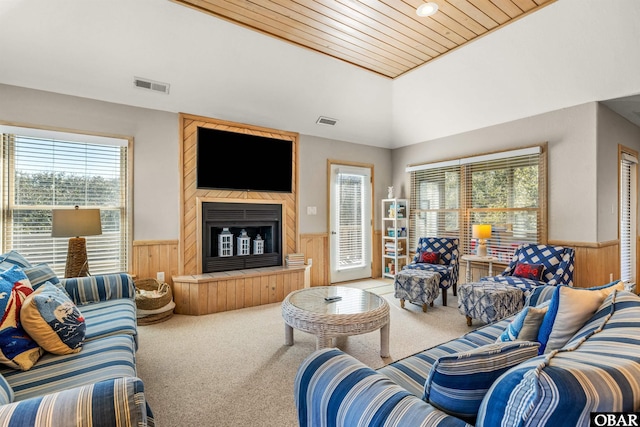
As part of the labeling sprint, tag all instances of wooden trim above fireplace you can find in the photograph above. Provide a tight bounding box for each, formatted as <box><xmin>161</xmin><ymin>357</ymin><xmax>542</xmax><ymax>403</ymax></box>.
<box><xmin>179</xmin><ymin>114</ymin><xmax>299</xmax><ymax>275</ymax></box>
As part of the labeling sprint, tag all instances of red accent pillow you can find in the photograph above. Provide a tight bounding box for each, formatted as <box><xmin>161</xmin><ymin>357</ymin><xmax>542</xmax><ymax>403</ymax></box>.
<box><xmin>420</xmin><ymin>251</ymin><xmax>440</xmax><ymax>264</ymax></box>
<box><xmin>513</xmin><ymin>262</ymin><xmax>544</xmax><ymax>281</ymax></box>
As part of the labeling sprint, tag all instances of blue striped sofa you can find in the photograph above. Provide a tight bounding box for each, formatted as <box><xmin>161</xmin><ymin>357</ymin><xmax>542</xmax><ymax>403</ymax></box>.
<box><xmin>295</xmin><ymin>289</ymin><xmax>640</xmax><ymax>426</ymax></box>
<box><xmin>0</xmin><ymin>272</ymin><xmax>155</xmax><ymax>426</ymax></box>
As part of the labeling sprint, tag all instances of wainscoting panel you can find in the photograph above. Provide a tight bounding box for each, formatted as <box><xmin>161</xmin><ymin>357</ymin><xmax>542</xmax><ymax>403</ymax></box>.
<box><xmin>569</xmin><ymin>241</ymin><xmax>620</xmax><ymax>288</ymax></box>
<box><xmin>299</xmin><ymin>233</ymin><xmax>328</xmax><ymax>286</ymax></box>
<box><xmin>131</xmin><ymin>240</ymin><xmax>179</xmax><ymax>285</ymax></box>
<box><xmin>172</xmin><ymin>266</ymin><xmax>306</xmax><ymax>315</ymax></box>
<box><xmin>457</xmin><ymin>241</ymin><xmax>622</xmax><ymax>289</ymax></box>
<box><xmin>299</xmin><ymin>231</ymin><xmax>383</xmax><ymax>287</ymax></box>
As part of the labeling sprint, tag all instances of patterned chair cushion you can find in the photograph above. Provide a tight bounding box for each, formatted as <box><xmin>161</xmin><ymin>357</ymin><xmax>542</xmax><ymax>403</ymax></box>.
<box><xmin>423</xmin><ymin>341</ymin><xmax>540</xmax><ymax>422</ymax></box>
<box><xmin>457</xmin><ymin>282</ymin><xmax>525</xmax><ymax>324</ymax></box>
<box><xmin>482</xmin><ymin>243</ymin><xmax>575</xmax><ymax>288</ymax></box>
<box><xmin>406</xmin><ymin>238</ymin><xmax>460</xmax><ymax>291</ymax></box>
<box><xmin>477</xmin><ymin>290</ymin><xmax>640</xmax><ymax>427</ymax></box>
<box><xmin>537</xmin><ymin>281</ymin><xmax>624</xmax><ymax>354</ymax></box>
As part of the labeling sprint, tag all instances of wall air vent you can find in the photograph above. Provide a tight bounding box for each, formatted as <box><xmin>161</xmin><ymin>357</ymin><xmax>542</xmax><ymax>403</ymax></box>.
<box><xmin>133</xmin><ymin>77</ymin><xmax>170</xmax><ymax>94</ymax></box>
<box><xmin>316</xmin><ymin>116</ymin><xmax>338</xmax><ymax>126</ymax></box>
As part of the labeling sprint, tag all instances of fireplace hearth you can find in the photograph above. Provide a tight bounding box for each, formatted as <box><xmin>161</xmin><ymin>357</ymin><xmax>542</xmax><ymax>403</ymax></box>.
<box><xmin>202</xmin><ymin>202</ymin><xmax>282</xmax><ymax>273</ymax></box>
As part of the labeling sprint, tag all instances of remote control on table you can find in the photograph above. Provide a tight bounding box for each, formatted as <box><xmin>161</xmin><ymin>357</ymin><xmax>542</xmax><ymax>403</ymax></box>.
<box><xmin>324</xmin><ymin>296</ymin><xmax>342</xmax><ymax>302</ymax></box>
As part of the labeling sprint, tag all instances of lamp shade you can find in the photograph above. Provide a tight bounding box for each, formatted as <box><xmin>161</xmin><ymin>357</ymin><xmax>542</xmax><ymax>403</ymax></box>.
<box><xmin>472</xmin><ymin>224</ymin><xmax>492</xmax><ymax>239</ymax></box>
<box><xmin>52</xmin><ymin>208</ymin><xmax>102</xmax><ymax>238</ymax></box>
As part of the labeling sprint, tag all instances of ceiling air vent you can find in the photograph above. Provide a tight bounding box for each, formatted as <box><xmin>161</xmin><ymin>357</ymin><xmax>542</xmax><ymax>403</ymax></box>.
<box><xmin>316</xmin><ymin>116</ymin><xmax>338</xmax><ymax>126</ymax></box>
<box><xmin>133</xmin><ymin>77</ymin><xmax>170</xmax><ymax>94</ymax></box>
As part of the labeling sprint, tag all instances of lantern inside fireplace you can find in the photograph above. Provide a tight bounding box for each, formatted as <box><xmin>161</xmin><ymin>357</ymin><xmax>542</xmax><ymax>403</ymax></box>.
<box><xmin>218</xmin><ymin>227</ymin><xmax>233</xmax><ymax>257</ymax></box>
<box><xmin>253</xmin><ymin>234</ymin><xmax>264</xmax><ymax>255</ymax></box>
<box><xmin>237</xmin><ymin>229</ymin><xmax>250</xmax><ymax>256</ymax></box>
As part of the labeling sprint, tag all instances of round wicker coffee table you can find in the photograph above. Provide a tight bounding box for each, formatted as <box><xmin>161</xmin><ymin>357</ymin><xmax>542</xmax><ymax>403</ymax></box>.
<box><xmin>282</xmin><ymin>286</ymin><xmax>390</xmax><ymax>357</ymax></box>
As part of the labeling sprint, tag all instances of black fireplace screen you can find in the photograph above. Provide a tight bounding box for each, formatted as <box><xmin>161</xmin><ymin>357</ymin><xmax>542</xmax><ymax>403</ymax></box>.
<box><xmin>202</xmin><ymin>202</ymin><xmax>282</xmax><ymax>273</ymax></box>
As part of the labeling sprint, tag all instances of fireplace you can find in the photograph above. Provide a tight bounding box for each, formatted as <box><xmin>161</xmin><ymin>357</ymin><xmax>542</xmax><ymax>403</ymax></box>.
<box><xmin>202</xmin><ymin>202</ymin><xmax>282</xmax><ymax>273</ymax></box>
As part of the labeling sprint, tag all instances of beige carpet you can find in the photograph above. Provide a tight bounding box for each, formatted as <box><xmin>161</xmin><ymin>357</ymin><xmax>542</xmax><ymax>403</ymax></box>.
<box><xmin>135</xmin><ymin>279</ymin><xmax>476</xmax><ymax>427</ymax></box>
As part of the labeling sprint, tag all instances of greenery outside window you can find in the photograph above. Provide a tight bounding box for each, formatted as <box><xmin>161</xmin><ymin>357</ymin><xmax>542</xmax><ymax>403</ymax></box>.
<box><xmin>408</xmin><ymin>146</ymin><xmax>546</xmax><ymax>262</ymax></box>
<box><xmin>0</xmin><ymin>127</ymin><xmax>131</xmax><ymax>276</ymax></box>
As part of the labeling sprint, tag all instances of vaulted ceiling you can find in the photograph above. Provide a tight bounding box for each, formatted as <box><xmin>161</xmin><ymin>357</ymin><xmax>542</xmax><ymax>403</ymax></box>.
<box><xmin>174</xmin><ymin>0</ymin><xmax>555</xmax><ymax>78</ymax></box>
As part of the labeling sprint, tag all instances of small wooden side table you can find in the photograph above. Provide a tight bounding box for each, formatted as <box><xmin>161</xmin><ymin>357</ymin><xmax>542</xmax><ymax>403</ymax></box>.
<box><xmin>461</xmin><ymin>255</ymin><xmax>498</xmax><ymax>283</ymax></box>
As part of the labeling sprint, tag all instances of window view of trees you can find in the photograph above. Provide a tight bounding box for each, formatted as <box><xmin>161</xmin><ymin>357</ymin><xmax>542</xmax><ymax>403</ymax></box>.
<box><xmin>1</xmin><ymin>134</ymin><xmax>129</xmax><ymax>276</ymax></box>
<box><xmin>410</xmin><ymin>151</ymin><xmax>544</xmax><ymax>261</ymax></box>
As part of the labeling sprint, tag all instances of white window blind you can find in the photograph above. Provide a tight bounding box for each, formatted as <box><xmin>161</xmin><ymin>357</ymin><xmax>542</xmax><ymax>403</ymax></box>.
<box><xmin>620</xmin><ymin>151</ymin><xmax>637</xmax><ymax>284</ymax></box>
<box><xmin>409</xmin><ymin>146</ymin><xmax>545</xmax><ymax>261</ymax></box>
<box><xmin>1</xmin><ymin>132</ymin><xmax>130</xmax><ymax>276</ymax></box>
<box><xmin>335</xmin><ymin>172</ymin><xmax>367</xmax><ymax>270</ymax></box>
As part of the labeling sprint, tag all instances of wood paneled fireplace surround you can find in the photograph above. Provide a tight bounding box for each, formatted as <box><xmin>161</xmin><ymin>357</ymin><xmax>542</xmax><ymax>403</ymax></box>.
<box><xmin>172</xmin><ymin>114</ymin><xmax>308</xmax><ymax>315</ymax></box>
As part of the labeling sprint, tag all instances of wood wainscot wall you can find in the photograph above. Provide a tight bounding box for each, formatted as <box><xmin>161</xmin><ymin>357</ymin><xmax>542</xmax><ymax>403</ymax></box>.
<box><xmin>131</xmin><ymin>240</ymin><xmax>179</xmax><ymax>285</ymax></box>
<box><xmin>299</xmin><ymin>231</ymin><xmax>383</xmax><ymax>287</ymax></box>
<box><xmin>460</xmin><ymin>240</ymin><xmax>628</xmax><ymax>290</ymax></box>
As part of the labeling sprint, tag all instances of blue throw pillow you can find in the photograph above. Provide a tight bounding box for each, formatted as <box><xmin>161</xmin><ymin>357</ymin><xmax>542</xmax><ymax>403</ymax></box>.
<box><xmin>423</xmin><ymin>341</ymin><xmax>540</xmax><ymax>422</ymax></box>
<box><xmin>23</xmin><ymin>263</ymin><xmax>68</xmax><ymax>297</ymax></box>
<box><xmin>0</xmin><ymin>251</ymin><xmax>32</xmax><ymax>271</ymax></box>
<box><xmin>537</xmin><ymin>281</ymin><xmax>624</xmax><ymax>354</ymax></box>
<box><xmin>496</xmin><ymin>303</ymin><xmax>549</xmax><ymax>343</ymax></box>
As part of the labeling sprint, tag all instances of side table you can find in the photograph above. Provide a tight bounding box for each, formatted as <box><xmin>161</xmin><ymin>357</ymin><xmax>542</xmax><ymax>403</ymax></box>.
<box><xmin>461</xmin><ymin>254</ymin><xmax>498</xmax><ymax>283</ymax></box>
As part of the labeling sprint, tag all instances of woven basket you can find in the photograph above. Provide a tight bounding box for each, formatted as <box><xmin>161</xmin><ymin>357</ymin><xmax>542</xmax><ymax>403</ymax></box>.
<box><xmin>135</xmin><ymin>278</ymin><xmax>173</xmax><ymax>311</ymax></box>
<box><xmin>137</xmin><ymin>309</ymin><xmax>174</xmax><ymax>326</ymax></box>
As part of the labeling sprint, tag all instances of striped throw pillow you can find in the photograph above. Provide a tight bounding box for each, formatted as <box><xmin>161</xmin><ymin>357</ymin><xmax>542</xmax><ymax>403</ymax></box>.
<box><xmin>23</xmin><ymin>263</ymin><xmax>69</xmax><ymax>296</ymax></box>
<box><xmin>423</xmin><ymin>341</ymin><xmax>540</xmax><ymax>422</ymax></box>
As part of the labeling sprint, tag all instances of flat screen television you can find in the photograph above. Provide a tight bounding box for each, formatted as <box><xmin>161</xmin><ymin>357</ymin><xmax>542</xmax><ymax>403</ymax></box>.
<box><xmin>196</xmin><ymin>127</ymin><xmax>293</xmax><ymax>192</ymax></box>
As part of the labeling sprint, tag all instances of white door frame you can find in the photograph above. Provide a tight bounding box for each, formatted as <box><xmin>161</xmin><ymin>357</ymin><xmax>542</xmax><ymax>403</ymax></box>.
<box><xmin>328</xmin><ymin>161</ymin><xmax>374</xmax><ymax>283</ymax></box>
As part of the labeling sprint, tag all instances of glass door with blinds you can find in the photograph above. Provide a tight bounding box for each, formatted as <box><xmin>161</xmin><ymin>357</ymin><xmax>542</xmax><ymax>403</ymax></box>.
<box><xmin>329</xmin><ymin>164</ymin><xmax>372</xmax><ymax>283</ymax></box>
<box><xmin>620</xmin><ymin>149</ymin><xmax>638</xmax><ymax>286</ymax></box>
<box><xmin>0</xmin><ymin>126</ymin><xmax>130</xmax><ymax>277</ymax></box>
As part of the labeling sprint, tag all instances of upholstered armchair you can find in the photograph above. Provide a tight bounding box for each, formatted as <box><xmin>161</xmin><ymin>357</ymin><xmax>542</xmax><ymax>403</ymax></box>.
<box><xmin>481</xmin><ymin>243</ymin><xmax>575</xmax><ymax>292</ymax></box>
<box><xmin>404</xmin><ymin>237</ymin><xmax>460</xmax><ymax>295</ymax></box>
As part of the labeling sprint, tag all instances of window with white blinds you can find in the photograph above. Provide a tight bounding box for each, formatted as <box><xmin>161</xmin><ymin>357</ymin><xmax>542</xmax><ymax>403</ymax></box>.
<box><xmin>336</xmin><ymin>172</ymin><xmax>367</xmax><ymax>269</ymax></box>
<box><xmin>408</xmin><ymin>146</ymin><xmax>546</xmax><ymax>261</ymax></box>
<box><xmin>620</xmin><ymin>150</ymin><xmax>637</xmax><ymax>284</ymax></box>
<box><xmin>0</xmin><ymin>131</ymin><xmax>130</xmax><ymax>276</ymax></box>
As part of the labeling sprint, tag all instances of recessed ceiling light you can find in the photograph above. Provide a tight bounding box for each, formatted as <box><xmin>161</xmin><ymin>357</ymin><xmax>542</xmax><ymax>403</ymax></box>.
<box><xmin>416</xmin><ymin>2</ymin><xmax>438</xmax><ymax>17</ymax></box>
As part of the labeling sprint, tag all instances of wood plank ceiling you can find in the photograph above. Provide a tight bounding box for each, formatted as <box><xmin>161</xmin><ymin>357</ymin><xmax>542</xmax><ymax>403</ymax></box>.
<box><xmin>173</xmin><ymin>0</ymin><xmax>555</xmax><ymax>79</ymax></box>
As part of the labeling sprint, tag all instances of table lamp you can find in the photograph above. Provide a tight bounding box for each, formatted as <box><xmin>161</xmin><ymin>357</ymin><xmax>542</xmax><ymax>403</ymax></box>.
<box><xmin>52</xmin><ymin>206</ymin><xmax>102</xmax><ymax>278</ymax></box>
<box><xmin>472</xmin><ymin>224</ymin><xmax>492</xmax><ymax>257</ymax></box>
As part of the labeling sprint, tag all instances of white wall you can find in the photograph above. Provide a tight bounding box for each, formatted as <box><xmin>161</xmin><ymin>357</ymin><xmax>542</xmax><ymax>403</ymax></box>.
<box><xmin>391</xmin><ymin>0</ymin><xmax>640</xmax><ymax>148</ymax></box>
<box><xmin>597</xmin><ymin>104</ymin><xmax>640</xmax><ymax>241</ymax></box>
<box><xmin>0</xmin><ymin>84</ymin><xmax>393</xmax><ymax>240</ymax></box>
<box><xmin>299</xmin><ymin>135</ymin><xmax>392</xmax><ymax>234</ymax></box>
<box><xmin>0</xmin><ymin>84</ymin><xmax>180</xmax><ymax>241</ymax></box>
<box><xmin>391</xmin><ymin>103</ymin><xmax>599</xmax><ymax>243</ymax></box>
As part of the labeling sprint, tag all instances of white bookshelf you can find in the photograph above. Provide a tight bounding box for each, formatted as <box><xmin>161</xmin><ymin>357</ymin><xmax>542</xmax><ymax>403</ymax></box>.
<box><xmin>382</xmin><ymin>198</ymin><xmax>410</xmax><ymax>278</ymax></box>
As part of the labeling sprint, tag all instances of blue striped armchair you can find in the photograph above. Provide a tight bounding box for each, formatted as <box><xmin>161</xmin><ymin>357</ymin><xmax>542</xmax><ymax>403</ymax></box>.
<box><xmin>404</xmin><ymin>237</ymin><xmax>460</xmax><ymax>295</ymax></box>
